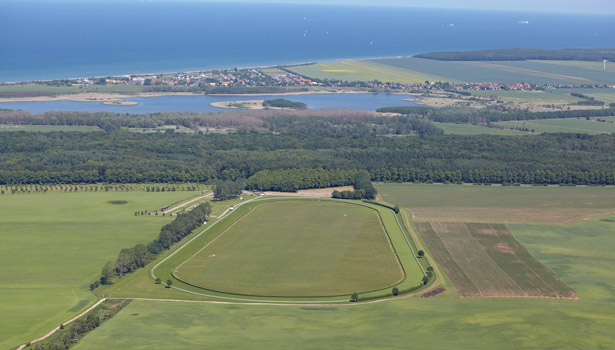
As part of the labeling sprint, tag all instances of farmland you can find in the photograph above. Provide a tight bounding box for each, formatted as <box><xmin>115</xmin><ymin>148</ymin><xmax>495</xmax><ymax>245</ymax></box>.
<box><xmin>174</xmin><ymin>200</ymin><xmax>403</xmax><ymax>297</ymax></box>
<box><xmin>285</xmin><ymin>60</ymin><xmax>449</xmax><ymax>84</ymax></box>
<box><xmin>415</xmin><ymin>222</ymin><xmax>576</xmax><ymax>298</ymax></box>
<box><xmin>288</xmin><ymin>58</ymin><xmax>615</xmax><ymax>86</ymax></box>
<box><xmin>376</xmin><ymin>183</ymin><xmax>615</xmax><ymax>224</ymax></box>
<box><xmin>0</xmin><ymin>189</ymin><xmax>203</xmax><ymax>349</ymax></box>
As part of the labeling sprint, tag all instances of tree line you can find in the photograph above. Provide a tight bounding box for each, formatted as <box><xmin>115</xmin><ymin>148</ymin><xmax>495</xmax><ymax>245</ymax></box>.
<box><xmin>245</xmin><ymin>168</ymin><xmax>358</xmax><ymax>192</ymax></box>
<box><xmin>332</xmin><ymin>170</ymin><xmax>377</xmax><ymax>199</ymax></box>
<box><xmin>97</xmin><ymin>202</ymin><xmax>212</xmax><ymax>286</ymax></box>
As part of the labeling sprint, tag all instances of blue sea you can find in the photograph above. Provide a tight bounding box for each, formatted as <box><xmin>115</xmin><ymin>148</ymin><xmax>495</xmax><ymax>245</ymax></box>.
<box><xmin>1</xmin><ymin>1</ymin><xmax>615</xmax><ymax>83</ymax></box>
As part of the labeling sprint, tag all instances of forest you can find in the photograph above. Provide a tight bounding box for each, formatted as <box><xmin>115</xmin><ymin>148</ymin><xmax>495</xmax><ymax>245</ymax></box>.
<box><xmin>0</xmin><ymin>122</ymin><xmax>614</xmax><ymax>186</ymax></box>
<box><xmin>414</xmin><ymin>48</ymin><xmax>615</xmax><ymax>61</ymax></box>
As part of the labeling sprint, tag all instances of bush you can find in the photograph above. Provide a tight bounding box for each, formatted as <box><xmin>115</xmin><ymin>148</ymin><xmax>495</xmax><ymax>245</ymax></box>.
<box><xmin>154</xmin><ymin>277</ymin><xmax>161</xmax><ymax>284</ymax></box>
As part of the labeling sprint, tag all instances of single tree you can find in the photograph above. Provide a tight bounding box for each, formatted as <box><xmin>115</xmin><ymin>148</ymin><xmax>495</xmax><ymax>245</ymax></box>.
<box><xmin>350</xmin><ymin>293</ymin><xmax>359</xmax><ymax>302</ymax></box>
<box><xmin>166</xmin><ymin>279</ymin><xmax>173</xmax><ymax>288</ymax></box>
<box><xmin>392</xmin><ymin>287</ymin><xmax>399</xmax><ymax>296</ymax></box>
<box><xmin>417</xmin><ymin>250</ymin><xmax>425</xmax><ymax>258</ymax></box>
<box><xmin>154</xmin><ymin>277</ymin><xmax>161</xmax><ymax>284</ymax></box>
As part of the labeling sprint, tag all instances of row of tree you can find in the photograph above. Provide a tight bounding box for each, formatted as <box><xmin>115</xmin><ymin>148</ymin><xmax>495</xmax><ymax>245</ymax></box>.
<box><xmin>100</xmin><ymin>202</ymin><xmax>212</xmax><ymax>285</ymax></box>
<box><xmin>245</xmin><ymin>168</ymin><xmax>358</xmax><ymax>192</ymax></box>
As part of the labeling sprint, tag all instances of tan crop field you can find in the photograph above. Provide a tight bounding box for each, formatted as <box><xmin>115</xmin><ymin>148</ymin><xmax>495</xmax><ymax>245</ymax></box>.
<box><xmin>415</xmin><ymin>222</ymin><xmax>577</xmax><ymax>298</ymax></box>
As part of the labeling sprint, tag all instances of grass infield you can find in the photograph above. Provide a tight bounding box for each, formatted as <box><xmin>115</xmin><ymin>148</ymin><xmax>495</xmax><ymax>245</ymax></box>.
<box><xmin>174</xmin><ymin>200</ymin><xmax>404</xmax><ymax>297</ymax></box>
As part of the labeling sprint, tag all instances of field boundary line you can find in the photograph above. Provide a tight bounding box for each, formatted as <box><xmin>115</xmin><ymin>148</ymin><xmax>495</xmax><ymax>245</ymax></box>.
<box><xmin>16</xmin><ymin>298</ymin><xmax>107</xmax><ymax>350</ymax></box>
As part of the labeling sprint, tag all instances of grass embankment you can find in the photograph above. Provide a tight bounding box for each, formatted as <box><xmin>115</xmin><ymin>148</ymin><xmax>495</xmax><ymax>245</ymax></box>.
<box><xmin>0</xmin><ymin>190</ymin><xmax>202</xmax><ymax>349</ymax></box>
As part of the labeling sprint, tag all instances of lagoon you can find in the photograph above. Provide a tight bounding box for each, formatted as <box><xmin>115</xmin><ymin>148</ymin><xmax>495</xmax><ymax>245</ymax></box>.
<box><xmin>0</xmin><ymin>93</ymin><xmax>418</xmax><ymax>114</ymax></box>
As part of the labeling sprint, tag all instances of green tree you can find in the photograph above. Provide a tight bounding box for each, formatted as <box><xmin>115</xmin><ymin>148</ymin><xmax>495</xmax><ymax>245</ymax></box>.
<box><xmin>166</xmin><ymin>279</ymin><xmax>173</xmax><ymax>288</ymax></box>
<box><xmin>350</xmin><ymin>293</ymin><xmax>358</xmax><ymax>302</ymax></box>
<box><xmin>392</xmin><ymin>287</ymin><xmax>399</xmax><ymax>296</ymax></box>
<box><xmin>100</xmin><ymin>261</ymin><xmax>115</xmax><ymax>285</ymax></box>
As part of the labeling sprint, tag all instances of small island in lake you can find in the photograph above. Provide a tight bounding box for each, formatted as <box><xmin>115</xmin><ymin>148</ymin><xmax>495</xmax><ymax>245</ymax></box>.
<box><xmin>211</xmin><ymin>98</ymin><xmax>308</xmax><ymax>110</ymax></box>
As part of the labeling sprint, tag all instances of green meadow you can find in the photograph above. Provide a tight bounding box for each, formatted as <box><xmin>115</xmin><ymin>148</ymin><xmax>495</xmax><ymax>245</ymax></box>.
<box><xmin>75</xmin><ymin>213</ymin><xmax>615</xmax><ymax>349</ymax></box>
<box><xmin>286</xmin><ymin>60</ymin><xmax>449</xmax><ymax>83</ymax></box>
<box><xmin>175</xmin><ymin>200</ymin><xmax>403</xmax><ymax>297</ymax></box>
<box><xmin>0</xmin><ymin>190</ymin><xmax>199</xmax><ymax>349</ymax></box>
<box><xmin>495</xmin><ymin>118</ymin><xmax>615</xmax><ymax>134</ymax></box>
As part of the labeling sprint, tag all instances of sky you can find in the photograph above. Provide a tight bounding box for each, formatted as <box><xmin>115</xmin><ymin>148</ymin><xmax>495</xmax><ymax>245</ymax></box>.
<box><xmin>192</xmin><ymin>0</ymin><xmax>615</xmax><ymax>14</ymax></box>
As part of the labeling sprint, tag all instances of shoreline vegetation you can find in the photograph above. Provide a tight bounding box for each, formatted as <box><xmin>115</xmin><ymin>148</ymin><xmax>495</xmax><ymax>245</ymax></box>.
<box><xmin>210</xmin><ymin>99</ymin><xmax>308</xmax><ymax>110</ymax></box>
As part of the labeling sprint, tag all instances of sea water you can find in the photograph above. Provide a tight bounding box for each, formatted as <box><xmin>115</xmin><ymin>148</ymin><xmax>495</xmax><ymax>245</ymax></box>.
<box><xmin>1</xmin><ymin>1</ymin><xmax>615</xmax><ymax>82</ymax></box>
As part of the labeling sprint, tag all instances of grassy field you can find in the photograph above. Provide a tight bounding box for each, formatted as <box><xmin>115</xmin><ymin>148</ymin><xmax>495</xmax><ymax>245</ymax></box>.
<box><xmin>71</xmin><ymin>189</ymin><xmax>615</xmax><ymax>349</ymax></box>
<box><xmin>433</xmin><ymin>122</ymin><xmax>525</xmax><ymax>135</ymax></box>
<box><xmin>468</xmin><ymin>90</ymin><xmax>583</xmax><ymax>103</ymax></box>
<box><xmin>286</xmin><ymin>60</ymin><xmax>449</xmax><ymax>84</ymax></box>
<box><xmin>535</xmin><ymin>60</ymin><xmax>615</xmax><ymax>74</ymax></box>
<box><xmin>371</xmin><ymin>58</ymin><xmax>615</xmax><ymax>85</ymax></box>
<box><xmin>74</xmin><ymin>295</ymin><xmax>614</xmax><ymax>349</ymax></box>
<box><xmin>0</xmin><ymin>190</ymin><xmax>200</xmax><ymax>349</ymax></box>
<box><xmin>495</xmin><ymin>118</ymin><xmax>615</xmax><ymax>134</ymax></box>
<box><xmin>95</xmin><ymin>198</ymin><xmax>427</xmax><ymax>302</ymax></box>
<box><xmin>175</xmin><ymin>200</ymin><xmax>403</xmax><ymax>296</ymax></box>
<box><xmin>510</xmin><ymin>216</ymin><xmax>615</xmax><ymax>302</ymax></box>
<box><xmin>0</xmin><ymin>124</ymin><xmax>102</xmax><ymax>132</ymax></box>
<box><xmin>376</xmin><ymin>183</ymin><xmax>615</xmax><ymax>224</ymax></box>
<box><xmin>415</xmin><ymin>222</ymin><xmax>576</xmax><ymax>298</ymax></box>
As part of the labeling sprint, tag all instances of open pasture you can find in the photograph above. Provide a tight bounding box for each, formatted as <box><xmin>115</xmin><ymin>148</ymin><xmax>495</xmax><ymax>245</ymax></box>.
<box><xmin>376</xmin><ymin>183</ymin><xmax>615</xmax><ymax>224</ymax></box>
<box><xmin>0</xmin><ymin>190</ymin><xmax>199</xmax><ymax>349</ymax></box>
<box><xmin>415</xmin><ymin>222</ymin><xmax>576</xmax><ymax>298</ymax></box>
<box><xmin>286</xmin><ymin>60</ymin><xmax>448</xmax><ymax>83</ymax></box>
<box><xmin>174</xmin><ymin>200</ymin><xmax>403</xmax><ymax>296</ymax></box>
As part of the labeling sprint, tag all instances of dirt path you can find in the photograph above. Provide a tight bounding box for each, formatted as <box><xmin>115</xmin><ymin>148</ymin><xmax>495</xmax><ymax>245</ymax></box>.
<box><xmin>17</xmin><ymin>298</ymin><xmax>107</xmax><ymax>350</ymax></box>
<box><xmin>163</xmin><ymin>193</ymin><xmax>212</xmax><ymax>215</ymax></box>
